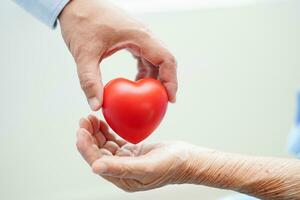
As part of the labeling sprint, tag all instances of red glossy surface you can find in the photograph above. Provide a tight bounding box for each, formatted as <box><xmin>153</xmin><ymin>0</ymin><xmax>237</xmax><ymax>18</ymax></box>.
<box><xmin>102</xmin><ymin>78</ymin><xmax>168</xmax><ymax>144</ymax></box>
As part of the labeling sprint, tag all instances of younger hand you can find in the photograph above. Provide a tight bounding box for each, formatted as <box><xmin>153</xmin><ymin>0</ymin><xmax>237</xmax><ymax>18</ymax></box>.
<box><xmin>76</xmin><ymin>115</ymin><xmax>193</xmax><ymax>192</ymax></box>
<box><xmin>59</xmin><ymin>0</ymin><xmax>177</xmax><ymax>111</ymax></box>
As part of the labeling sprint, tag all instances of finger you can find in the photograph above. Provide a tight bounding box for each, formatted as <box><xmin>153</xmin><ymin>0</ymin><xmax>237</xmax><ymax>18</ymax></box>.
<box><xmin>76</xmin><ymin>59</ymin><xmax>103</xmax><ymax>111</ymax></box>
<box><xmin>92</xmin><ymin>155</ymin><xmax>149</xmax><ymax>179</ymax></box>
<box><xmin>115</xmin><ymin>138</ymin><xmax>127</xmax><ymax>147</ymax></box>
<box><xmin>141</xmin><ymin>58</ymin><xmax>159</xmax><ymax>79</ymax></box>
<box><xmin>135</xmin><ymin>57</ymin><xmax>149</xmax><ymax>81</ymax></box>
<box><xmin>87</xmin><ymin>115</ymin><xmax>100</xmax><ymax>134</ymax></box>
<box><xmin>99</xmin><ymin>120</ymin><xmax>110</xmax><ymax>134</ymax></box>
<box><xmin>115</xmin><ymin>148</ymin><xmax>134</xmax><ymax>157</ymax></box>
<box><xmin>103</xmin><ymin>141</ymin><xmax>119</xmax><ymax>155</ymax></box>
<box><xmin>79</xmin><ymin>118</ymin><xmax>93</xmax><ymax>133</ymax></box>
<box><xmin>135</xmin><ymin>57</ymin><xmax>159</xmax><ymax>80</ymax></box>
<box><xmin>95</xmin><ymin>131</ymin><xmax>107</xmax><ymax>148</ymax></box>
<box><xmin>158</xmin><ymin>58</ymin><xmax>177</xmax><ymax>103</ymax></box>
<box><xmin>79</xmin><ymin>117</ymin><xmax>100</xmax><ymax>146</ymax></box>
<box><xmin>76</xmin><ymin>128</ymin><xmax>103</xmax><ymax>166</ymax></box>
<box><xmin>139</xmin><ymin>38</ymin><xmax>178</xmax><ymax>102</ymax></box>
<box><xmin>86</xmin><ymin>115</ymin><xmax>107</xmax><ymax>147</ymax></box>
<box><xmin>100</xmin><ymin>120</ymin><xmax>127</xmax><ymax>147</ymax></box>
<box><xmin>102</xmin><ymin>130</ymin><xmax>126</xmax><ymax>147</ymax></box>
<box><xmin>99</xmin><ymin>148</ymin><xmax>113</xmax><ymax>156</ymax></box>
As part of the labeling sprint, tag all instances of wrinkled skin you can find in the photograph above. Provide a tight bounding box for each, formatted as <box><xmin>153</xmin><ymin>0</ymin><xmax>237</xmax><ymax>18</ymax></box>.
<box><xmin>59</xmin><ymin>0</ymin><xmax>177</xmax><ymax>111</ymax></box>
<box><xmin>76</xmin><ymin>115</ymin><xmax>194</xmax><ymax>192</ymax></box>
<box><xmin>76</xmin><ymin>115</ymin><xmax>300</xmax><ymax>199</ymax></box>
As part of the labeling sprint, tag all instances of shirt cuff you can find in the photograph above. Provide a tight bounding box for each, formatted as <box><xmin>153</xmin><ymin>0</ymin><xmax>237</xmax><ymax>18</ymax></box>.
<box><xmin>14</xmin><ymin>0</ymin><xmax>70</xmax><ymax>28</ymax></box>
<box><xmin>288</xmin><ymin>125</ymin><xmax>300</xmax><ymax>158</ymax></box>
<box><xmin>287</xmin><ymin>89</ymin><xmax>300</xmax><ymax>158</ymax></box>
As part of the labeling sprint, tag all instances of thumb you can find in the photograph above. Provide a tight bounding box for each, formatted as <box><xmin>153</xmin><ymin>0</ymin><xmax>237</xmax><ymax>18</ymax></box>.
<box><xmin>92</xmin><ymin>156</ymin><xmax>148</xmax><ymax>179</ymax></box>
<box><xmin>76</xmin><ymin>59</ymin><xmax>103</xmax><ymax>111</ymax></box>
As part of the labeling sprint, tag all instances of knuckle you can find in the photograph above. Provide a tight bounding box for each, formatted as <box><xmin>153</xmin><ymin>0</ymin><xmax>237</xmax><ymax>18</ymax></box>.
<box><xmin>72</xmin><ymin>42</ymin><xmax>87</xmax><ymax>61</ymax></box>
<box><xmin>131</xmin><ymin>27</ymin><xmax>152</xmax><ymax>42</ymax></box>
<box><xmin>136</xmin><ymin>24</ymin><xmax>152</xmax><ymax>36</ymax></box>
<box><xmin>79</xmin><ymin>72</ymin><xmax>98</xmax><ymax>91</ymax></box>
<box><xmin>142</xmin><ymin>28</ymin><xmax>152</xmax><ymax>38</ymax></box>
<box><xmin>76</xmin><ymin>140</ymin><xmax>83</xmax><ymax>152</ymax></box>
<box><xmin>140</xmin><ymin>25</ymin><xmax>152</xmax><ymax>33</ymax></box>
<box><xmin>72</xmin><ymin>41</ymin><xmax>100</xmax><ymax>63</ymax></box>
<box><xmin>161</xmin><ymin>55</ymin><xmax>177</xmax><ymax>73</ymax></box>
<box><xmin>170</xmin><ymin>81</ymin><xmax>178</xmax><ymax>92</ymax></box>
<box><xmin>174</xmin><ymin>83</ymin><xmax>178</xmax><ymax>92</ymax></box>
<box><xmin>166</xmin><ymin>55</ymin><xmax>177</xmax><ymax>67</ymax></box>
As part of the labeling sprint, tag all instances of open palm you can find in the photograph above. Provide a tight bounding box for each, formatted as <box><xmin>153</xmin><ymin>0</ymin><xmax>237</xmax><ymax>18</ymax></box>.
<box><xmin>76</xmin><ymin>115</ymin><xmax>191</xmax><ymax>192</ymax></box>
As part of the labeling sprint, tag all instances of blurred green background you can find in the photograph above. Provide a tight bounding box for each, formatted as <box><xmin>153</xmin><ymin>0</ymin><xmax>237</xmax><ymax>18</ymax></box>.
<box><xmin>1</xmin><ymin>0</ymin><xmax>300</xmax><ymax>199</ymax></box>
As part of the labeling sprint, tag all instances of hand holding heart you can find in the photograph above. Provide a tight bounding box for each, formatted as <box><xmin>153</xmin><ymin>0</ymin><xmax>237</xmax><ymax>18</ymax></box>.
<box><xmin>59</xmin><ymin>0</ymin><xmax>177</xmax><ymax>111</ymax></box>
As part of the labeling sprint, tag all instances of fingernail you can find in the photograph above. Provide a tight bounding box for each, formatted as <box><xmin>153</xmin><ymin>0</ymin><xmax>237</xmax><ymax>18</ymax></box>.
<box><xmin>95</xmin><ymin>162</ymin><xmax>107</xmax><ymax>174</ymax></box>
<box><xmin>88</xmin><ymin>97</ymin><xmax>100</xmax><ymax>111</ymax></box>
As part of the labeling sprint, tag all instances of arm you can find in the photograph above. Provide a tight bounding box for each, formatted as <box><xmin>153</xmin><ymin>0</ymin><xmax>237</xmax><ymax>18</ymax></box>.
<box><xmin>185</xmin><ymin>148</ymin><xmax>300</xmax><ymax>200</ymax></box>
<box><xmin>75</xmin><ymin>116</ymin><xmax>300</xmax><ymax>199</ymax></box>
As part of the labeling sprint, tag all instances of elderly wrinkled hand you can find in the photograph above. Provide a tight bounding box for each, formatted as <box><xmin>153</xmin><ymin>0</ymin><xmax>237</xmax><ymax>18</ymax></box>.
<box><xmin>59</xmin><ymin>0</ymin><xmax>177</xmax><ymax>111</ymax></box>
<box><xmin>76</xmin><ymin>115</ymin><xmax>194</xmax><ymax>192</ymax></box>
<box><xmin>76</xmin><ymin>115</ymin><xmax>300</xmax><ymax>199</ymax></box>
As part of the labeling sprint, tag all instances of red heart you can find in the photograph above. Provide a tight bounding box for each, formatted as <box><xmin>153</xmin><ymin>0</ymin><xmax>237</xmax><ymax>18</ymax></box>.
<box><xmin>102</xmin><ymin>78</ymin><xmax>168</xmax><ymax>144</ymax></box>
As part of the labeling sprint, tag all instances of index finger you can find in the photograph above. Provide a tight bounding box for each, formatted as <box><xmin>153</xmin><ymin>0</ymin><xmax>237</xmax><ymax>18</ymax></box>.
<box><xmin>139</xmin><ymin>37</ymin><xmax>178</xmax><ymax>102</ymax></box>
<box><xmin>76</xmin><ymin>128</ymin><xmax>111</xmax><ymax>166</ymax></box>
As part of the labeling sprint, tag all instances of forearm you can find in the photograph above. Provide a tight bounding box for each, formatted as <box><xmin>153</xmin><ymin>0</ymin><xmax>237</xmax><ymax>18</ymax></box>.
<box><xmin>184</xmin><ymin>148</ymin><xmax>300</xmax><ymax>200</ymax></box>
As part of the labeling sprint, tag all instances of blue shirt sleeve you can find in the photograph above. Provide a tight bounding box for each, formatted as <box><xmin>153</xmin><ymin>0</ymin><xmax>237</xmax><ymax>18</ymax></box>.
<box><xmin>14</xmin><ymin>0</ymin><xmax>70</xmax><ymax>28</ymax></box>
<box><xmin>287</xmin><ymin>90</ymin><xmax>300</xmax><ymax>158</ymax></box>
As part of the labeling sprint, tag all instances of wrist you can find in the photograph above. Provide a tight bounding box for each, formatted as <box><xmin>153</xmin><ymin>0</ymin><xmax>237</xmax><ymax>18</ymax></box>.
<box><xmin>182</xmin><ymin>147</ymin><xmax>248</xmax><ymax>189</ymax></box>
<box><xmin>58</xmin><ymin>0</ymin><xmax>73</xmax><ymax>22</ymax></box>
<box><xmin>58</xmin><ymin>0</ymin><xmax>100</xmax><ymax>23</ymax></box>
<box><xmin>185</xmin><ymin>147</ymin><xmax>221</xmax><ymax>185</ymax></box>
<box><xmin>180</xmin><ymin>147</ymin><xmax>300</xmax><ymax>199</ymax></box>
<box><xmin>58</xmin><ymin>0</ymin><xmax>88</xmax><ymax>24</ymax></box>
<box><xmin>171</xmin><ymin>144</ymin><xmax>217</xmax><ymax>185</ymax></box>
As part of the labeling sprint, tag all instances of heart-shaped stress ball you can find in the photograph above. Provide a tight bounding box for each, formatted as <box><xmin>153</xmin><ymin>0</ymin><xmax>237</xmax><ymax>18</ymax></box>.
<box><xmin>102</xmin><ymin>78</ymin><xmax>168</xmax><ymax>144</ymax></box>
